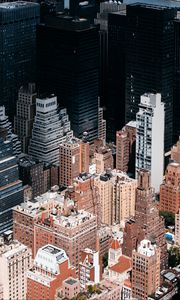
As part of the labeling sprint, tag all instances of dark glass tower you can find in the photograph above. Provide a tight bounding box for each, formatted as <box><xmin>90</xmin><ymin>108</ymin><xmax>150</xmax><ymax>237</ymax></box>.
<box><xmin>37</xmin><ymin>12</ymin><xmax>99</xmax><ymax>141</ymax></box>
<box><xmin>0</xmin><ymin>2</ymin><xmax>40</xmax><ymax>120</ymax></box>
<box><xmin>106</xmin><ymin>8</ymin><xmax>127</xmax><ymax>142</ymax></box>
<box><xmin>0</xmin><ymin>138</ymin><xmax>23</xmax><ymax>234</ymax></box>
<box><xmin>125</xmin><ymin>3</ymin><xmax>176</xmax><ymax>151</ymax></box>
<box><xmin>174</xmin><ymin>16</ymin><xmax>180</xmax><ymax>142</ymax></box>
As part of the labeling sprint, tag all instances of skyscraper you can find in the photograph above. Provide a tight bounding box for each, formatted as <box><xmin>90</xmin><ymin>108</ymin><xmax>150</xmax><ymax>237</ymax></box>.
<box><xmin>125</xmin><ymin>3</ymin><xmax>176</xmax><ymax>151</ymax></box>
<box><xmin>29</xmin><ymin>95</ymin><xmax>73</xmax><ymax>165</ymax></box>
<box><xmin>0</xmin><ymin>138</ymin><xmax>23</xmax><ymax>234</ymax></box>
<box><xmin>136</xmin><ymin>93</ymin><xmax>164</xmax><ymax>193</ymax></box>
<box><xmin>37</xmin><ymin>8</ymin><xmax>99</xmax><ymax>141</ymax></box>
<box><xmin>135</xmin><ymin>170</ymin><xmax>167</xmax><ymax>270</ymax></box>
<box><xmin>14</xmin><ymin>83</ymin><xmax>36</xmax><ymax>154</ymax></box>
<box><xmin>107</xmin><ymin>6</ymin><xmax>127</xmax><ymax>141</ymax></box>
<box><xmin>0</xmin><ymin>106</ymin><xmax>21</xmax><ymax>156</ymax></box>
<box><xmin>0</xmin><ymin>2</ymin><xmax>40</xmax><ymax>120</ymax></box>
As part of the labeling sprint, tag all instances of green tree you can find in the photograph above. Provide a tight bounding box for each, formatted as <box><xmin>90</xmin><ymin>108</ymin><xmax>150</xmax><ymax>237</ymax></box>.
<box><xmin>159</xmin><ymin>211</ymin><xmax>175</xmax><ymax>227</ymax></box>
<box><xmin>168</xmin><ymin>247</ymin><xmax>180</xmax><ymax>268</ymax></box>
<box><xmin>87</xmin><ymin>285</ymin><xmax>94</xmax><ymax>294</ymax></box>
<box><xmin>102</xmin><ymin>252</ymin><xmax>108</xmax><ymax>269</ymax></box>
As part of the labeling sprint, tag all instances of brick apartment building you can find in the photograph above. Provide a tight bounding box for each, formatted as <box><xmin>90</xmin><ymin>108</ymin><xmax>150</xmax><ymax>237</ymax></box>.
<box><xmin>27</xmin><ymin>245</ymin><xmax>76</xmax><ymax>300</ymax></box>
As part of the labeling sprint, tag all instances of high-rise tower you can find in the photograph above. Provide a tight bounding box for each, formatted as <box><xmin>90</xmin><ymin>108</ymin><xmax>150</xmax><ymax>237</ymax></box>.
<box><xmin>0</xmin><ymin>2</ymin><xmax>40</xmax><ymax>120</ymax></box>
<box><xmin>136</xmin><ymin>93</ymin><xmax>164</xmax><ymax>193</ymax></box>
<box><xmin>125</xmin><ymin>3</ymin><xmax>176</xmax><ymax>151</ymax></box>
<box><xmin>135</xmin><ymin>170</ymin><xmax>167</xmax><ymax>270</ymax></box>
<box><xmin>29</xmin><ymin>95</ymin><xmax>73</xmax><ymax>165</ymax></box>
<box><xmin>37</xmin><ymin>3</ymin><xmax>99</xmax><ymax>141</ymax></box>
<box><xmin>14</xmin><ymin>83</ymin><xmax>36</xmax><ymax>154</ymax></box>
<box><xmin>0</xmin><ymin>106</ymin><xmax>21</xmax><ymax>156</ymax></box>
<box><xmin>0</xmin><ymin>138</ymin><xmax>23</xmax><ymax>234</ymax></box>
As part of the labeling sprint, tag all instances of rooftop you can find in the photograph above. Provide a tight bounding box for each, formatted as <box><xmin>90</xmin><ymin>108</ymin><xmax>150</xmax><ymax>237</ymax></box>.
<box><xmin>98</xmin><ymin>169</ymin><xmax>137</xmax><ymax>184</ymax></box>
<box><xmin>0</xmin><ymin>1</ymin><xmax>39</xmax><ymax>9</ymax></box>
<box><xmin>13</xmin><ymin>190</ymin><xmax>74</xmax><ymax>217</ymax></box>
<box><xmin>34</xmin><ymin>244</ymin><xmax>68</xmax><ymax>274</ymax></box>
<box><xmin>109</xmin><ymin>255</ymin><xmax>132</xmax><ymax>274</ymax></box>
<box><xmin>0</xmin><ymin>239</ymin><xmax>30</xmax><ymax>258</ymax></box>
<box><xmin>137</xmin><ymin>239</ymin><xmax>156</xmax><ymax>257</ymax></box>
<box><xmin>110</xmin><ymin>239</ymin><xmax>121</xmax><ymax>250</ymax></box>
<box><xmin>53</xmin><ymin>210</ymin><xmax>95</xmax><ymax>228</ymax></box>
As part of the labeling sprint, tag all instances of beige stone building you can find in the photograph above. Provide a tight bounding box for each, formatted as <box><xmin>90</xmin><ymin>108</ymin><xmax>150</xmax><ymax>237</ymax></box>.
<box><xmin>94</xmin><ymin>170</ymin><xmax>137</xmax><ymax>225</ymax></box>
<box><xmin>94</xmin><ymin>172</ymin><xmax>112</xmax><ymax>225</ymax></box>
<box><xmin>94</xmin><ymin>147</ymin><xmax>113</xmax><ymax>174</ymax></box>
<box><xmin>0</xmin><ymin>236</ymin><xmax>32</xmax><ymax>300</ymax></box>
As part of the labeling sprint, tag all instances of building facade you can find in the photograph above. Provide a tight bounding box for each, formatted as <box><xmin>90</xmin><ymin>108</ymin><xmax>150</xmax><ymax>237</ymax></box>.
<box><xmin>18</xmin><ymin>154</ymin><xmax>45</xmax><ymax>198</ymax></box>
<box><xmin>71</xmin><ymin>173</ymin><xmax>101</xmax><ymax>226</ymax></box>
<box><xmin>171</xmin><ymin>137</ymin><xmax>180</xmax><ymax>163</ymax></box>
<box><xmin>136</xmin><ymin>93</ymin><xmax>164</xmax><ymax>192</ymax></box>
<box><xmin>160</xmin><ymin>162</ymin><xmax>180</xmax><ymax>214</ymax></box>
<box><xmin>94</xmin><ymin>170</ymin><xmax>137</xmax><ymax>225</ymax></box>
<box><xmin>59</xmin><ymin>138</ymin><xmax>81</xmax><ymax>187</ymax></box>
<box><xmin>135</xmin><ymin>170</ymin><xmax>167</xmax><ymax>270</ymax></box>
<box><xmin>79</xmin><ymin>248</ymin><xmax>102</xmax><ymax>290</ymax></box>
<box><xmin>125</xmin><ymin>3</ymin><xmax>176</xmax><ymax>151</ymax></box>
<box><xmin>0</xmin><ymin>237</ymin><xmax>32</xmax><ymax>300</ymax></box>
<box><xmin>29</xmin><ymin>95</ymin><xmax>73</xmax><ymax>165</ymax></box>
<box><xmin>0</xmin><ymin>138</ymin><xmax>23</xmax><ymax>234</ymax></box>
<box><xmin>116</xmin><ymin>121</ymin><xmax>136</xmax><ymax>175</ymax></box>
<box><xmin>0</xmin><ymin>1</ymin><xmax>40</xmax><ymax>120</ymax></box>
<box><xmin>175</xmin><ymin>208</ymin><xmax>180</xmax><ymax>245</ymax></box>
<box><xmin>132</xmin><ymin>239</ymin><xmax>160</xmax><ymax>300</ymax></box>
<box><xmin>37</xmin><ymin>13</ymin><xmax>99</xmax><ymax>141</ymax></box>
<box><xmin>14</xmin><ymin>83</ymin><xmax>36</xmax><ymax>154</ymax></box>
<box><xmin>0</xmin><ymin>106</ymin><xmax>21</xmax><ymax>156</ymax></box>
<box><xmin>27</xmin><ymin>245</ymin><xmax>76</xmax><ymax>300</ymax></box>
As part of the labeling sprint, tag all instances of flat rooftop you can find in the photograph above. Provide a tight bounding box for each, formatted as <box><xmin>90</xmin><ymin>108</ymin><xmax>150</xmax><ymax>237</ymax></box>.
<box><xmin>125</xmin><ymin>0</ymin><xmax>180</xmax><ymax>9</ymax></box>
<box><xmin>54</xmin><ymin>210</ymin><xmax>95</xmax><ymax>228</ymax></box>
<box><xmin>0</xmin><ymin>1</ymin><xmax>39</xmax><ymax>9</ymax></box>
<box><xmin>13</xmin><ymin>190</ymin><xmax>74</xmax><ymax>217</ymax></box>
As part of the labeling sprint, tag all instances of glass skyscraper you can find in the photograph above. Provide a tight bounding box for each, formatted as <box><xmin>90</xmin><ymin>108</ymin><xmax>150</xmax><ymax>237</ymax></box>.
<box><xmin>37</xmin><ymin>13</ymin><xmax>99</xmax><ymax>141</ymax></box>
<box><xmin>0</xmin><ymin>1</ymin><xmax>40</xmax><ymax>120</ymax></box>
<box><xmin>0</xmin><ymin>138</ymin><xmax>23</xmax><ymax>234</ymax></box>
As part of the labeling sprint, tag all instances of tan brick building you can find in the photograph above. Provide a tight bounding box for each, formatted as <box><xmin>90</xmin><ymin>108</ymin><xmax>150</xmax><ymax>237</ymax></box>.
<box><xmin>94</xmin><ymin>170</ymin><xmax>137</xmax><ymax>225</ymax></box>
<box><xmin>160</xmin><ymin>162</ymin><xmax>180</xmax><ymax>214</ymax></box>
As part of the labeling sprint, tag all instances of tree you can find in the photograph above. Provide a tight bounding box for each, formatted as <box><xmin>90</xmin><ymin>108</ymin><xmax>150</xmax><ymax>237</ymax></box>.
<box><xmin>87</xmin><ymin>285</ymin><xmax>94</xmax><ymax>294</ymax></box>
<box><xmin>102</xmin><ymin>252</ymin><xmax>108</xmax><ymax>269</ymax></box>
<box><xmin>159</xmin><ymin>211</ymin><xmax>175</xmax><ymax>227</ymax></box>
<box><xmin>168</xmin><ymin>247</ymin><xmax>180</xmax><ymax>268</ymax></box>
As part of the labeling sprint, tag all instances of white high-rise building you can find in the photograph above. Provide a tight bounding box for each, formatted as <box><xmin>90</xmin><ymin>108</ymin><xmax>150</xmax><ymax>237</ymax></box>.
<box><xmin>136</xmin><ymin>93</ymin><xmax>164</xmax><ymax>192</ymax></box>
<box><xmin>0</xmin><ymin>236</ymin><xmax>32</xmax><ymax>300</ymax></box>
<box><xmin>29</xmin><ymin>95</ymin><xmax>73</xmax><ymax>165</ymax></box>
